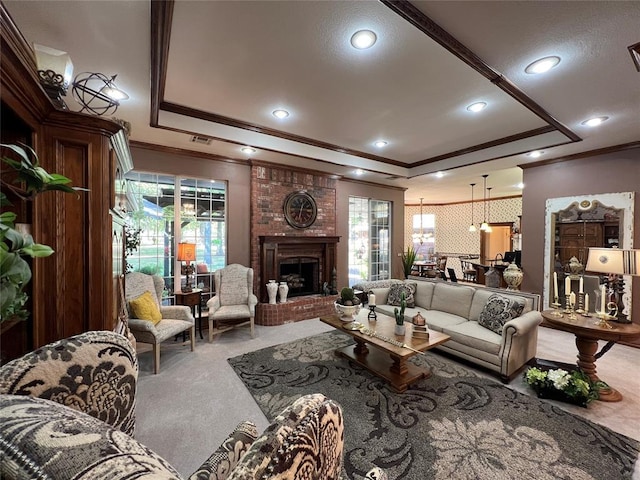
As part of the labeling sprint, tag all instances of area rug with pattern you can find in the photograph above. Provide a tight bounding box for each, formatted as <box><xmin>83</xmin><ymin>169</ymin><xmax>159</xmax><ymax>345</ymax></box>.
<box><xmin>228</xmin><ymin>331</ymin><xmax>639</xmax><ymax>480</ymax></box>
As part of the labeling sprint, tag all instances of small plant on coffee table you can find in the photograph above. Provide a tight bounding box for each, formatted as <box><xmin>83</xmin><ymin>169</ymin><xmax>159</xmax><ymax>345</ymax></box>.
<box><xmin>394</xmin><ymin>291</ymin><xmax>406</xmax><ymax>325</ymax></box>
<box><xmin>337</xmin><ymin>287</ymin><xmax>361</xmax><ymax>306</ymax></box>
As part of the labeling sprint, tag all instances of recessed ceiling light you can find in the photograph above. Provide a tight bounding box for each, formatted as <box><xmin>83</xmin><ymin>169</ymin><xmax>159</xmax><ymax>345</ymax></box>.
<box><xmin>517</xmin><ymin>182</ymin><xmax>525</xmax><ymax>189</ymax></box>
<box><xmin>272</xmin><ymin>109</ymin><xmax>289</xmax><ymax>119</ymax></box>
<box><xmin>355</xmin><ymin>169</ymin><xmax>365</xmax><ymax>176</ymax></box>
<box><xmin>241</xmin><ymin>147</ymin><xmax>256</xmax><ymax>154</ymax></box>
<box><xmin>466</xmin><ymin>102</ymin><xmax>487</xmax><ymax>112</ymax></box>
<box><xmin>435</xmin><ymin>171</ymin><xmax>445</xmax><ymax>178</ymax></box>
<box><xmin>350</xmin><ymin>30</ymin><xmax>377</xmax><ymax>49</ymax></box>
<box><xmin>527</xmin><ymin>150</ymin><xmax>544</xmax><ymax>158</ymax></box>
<box><xmin>374</xmin><ymin>140</ymin><xmax>388</xmax><ymax>148</ymax></box>
<box><xmin>525</xmin><ymin>56</ymin><xmax>561</xmax><ymax>74</ymax></box>
<box><xmin>581</xmin><ymin>116</ymin><xmax>609</xmax><ymax>127</ymax></box>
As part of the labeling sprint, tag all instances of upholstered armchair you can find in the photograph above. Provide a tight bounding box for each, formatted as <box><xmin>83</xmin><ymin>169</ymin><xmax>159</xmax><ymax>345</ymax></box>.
<box><xmin>0</xmin><ymin>330</ymin><xmax>137</xmax><ymax>435</ymax></box>
<box><xmin>0</xmin><ymin>387</ymin><xmax>345</xmax><ymax>480</ymax></box>
<box><xmin>125</xmin><ymin>272</ymin><xmax>195</xmax><ymax>374</ymax></box>
<box><xmin>207</xmin><ymin>264</ymin><xmax>258</xmax><ymax>342</ymax></box>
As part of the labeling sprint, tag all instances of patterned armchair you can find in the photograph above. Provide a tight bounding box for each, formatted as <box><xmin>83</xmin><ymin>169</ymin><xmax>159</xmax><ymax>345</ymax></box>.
<box><xmin>0</xmin><ymin>389</ymin><xmax>345</xmax><ymax>480</ymax></box>
<box><xmin>0</xmin><ymin>330</ymin><xmax>137</xmax><ymax>435</ymax></box>
<box><xmin>207</xmin><ymin>264</ymin><xmax>258</xmax><ymax>342</ymax></box>
<box><xmin>125</xmin><ymin>272</ymin><xmax>195</xmax><ymax>374</ymax></box>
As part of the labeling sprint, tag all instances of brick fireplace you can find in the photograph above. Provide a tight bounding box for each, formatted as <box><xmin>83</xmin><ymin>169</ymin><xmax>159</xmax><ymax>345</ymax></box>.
<box><xmin>251</xmin><ymin>162</ymin><xmax>339</xmax><ymax>325</ymax></box>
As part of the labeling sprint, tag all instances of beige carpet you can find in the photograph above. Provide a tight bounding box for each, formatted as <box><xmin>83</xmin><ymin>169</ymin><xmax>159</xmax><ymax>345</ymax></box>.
<box><xmin>134</xmin><ymin>320</ymin><xmax>640</xmax><ymax>477</ymax></box>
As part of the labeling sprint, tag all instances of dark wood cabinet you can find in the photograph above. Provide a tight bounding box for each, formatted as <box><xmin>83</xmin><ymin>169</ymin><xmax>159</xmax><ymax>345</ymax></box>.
<box><xmin>555</xmin><ymin>222</ymin><xmax>603</xmax><ymax>266</ymax></box>
<box><xmin>1</xmin><ymin>5</ymin><xmax>132</xmax><ymax>360</ymax></box>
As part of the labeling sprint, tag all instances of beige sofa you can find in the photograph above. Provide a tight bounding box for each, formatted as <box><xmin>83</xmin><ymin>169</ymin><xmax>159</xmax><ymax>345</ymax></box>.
<box><xmin>370</xmin><ymin>279</ymin><xmax>542</xmax><ymax>381</ymax></box>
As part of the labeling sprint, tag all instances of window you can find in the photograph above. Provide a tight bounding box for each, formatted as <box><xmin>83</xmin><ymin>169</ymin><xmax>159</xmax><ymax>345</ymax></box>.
<box><xmin>412</xmin><ymin>213</ymin><xmax>435</xmax><ymax>260</ymax></box>
<box><xmin>125</xmin><ymin>172</ymin><xmax>226</xmax><ymax>302</ymax></box>
<box><xmin>348</xmin><ymin>197</ymin><xmax>392</xmax><ymax>286</ymax></box>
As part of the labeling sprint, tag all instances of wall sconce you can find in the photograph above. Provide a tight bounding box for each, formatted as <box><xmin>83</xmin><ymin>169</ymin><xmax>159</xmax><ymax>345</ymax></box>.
<box><xmin>72</xmin><ymin>72</ymin><xmax>129</xmax><ymax>116</ymax></box>
<box><xmin>33</xmin><ymin>43</ymin><xmax>74</xmax><ymax>109</ymax></box>
<box><xmin>177</xmin><ymin>242</ymin><xmax>197</xmax><ymax>293</ymax></box>
<box><xmin>586</xmin><ymin>247</ymin><xmax>639</xmax><ymax>323</ymax></box>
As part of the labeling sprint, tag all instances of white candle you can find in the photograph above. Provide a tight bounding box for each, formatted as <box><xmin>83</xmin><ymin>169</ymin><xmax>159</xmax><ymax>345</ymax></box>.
<box><xmin>570</xmin><ymin>291</ymin><xmax>576</xmax><ymax>307</ymax></box>
<box><xmin>553</xmin><ymin>272</ymin><xmax>558</xmax><ymax>300</ymax></box>
<box><xmin>579</xmin><ymin>276</ymin><xmax>584</xmax><ymax>294</ymax></box>
<box><xmin>584</xmin><ymin>293</ymin><xmax>589</xmax><ymax>313</ymax></box>
<box><xmin>368</xmin><ymin>293</ymin><xmax>376</xmax><ymax>306</ymax></box>
<box><xmin>600</xmin><ymin>285</ymin><xmax>606</xmax><ymax>313</ymax></box>
<box><xmin>565</xmin><ymin>276</ymin><xmax>571</xmax><ymax>295</ymax></box>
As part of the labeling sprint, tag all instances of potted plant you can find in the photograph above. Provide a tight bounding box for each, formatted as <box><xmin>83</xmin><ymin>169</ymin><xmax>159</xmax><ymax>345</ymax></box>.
<box><xmin>401</xmin><ymin>245</ymin><xmax>417</xmax><ymax>279</ymax></box>
<box><xmin>335</xmin><ymin>287</ymin><xmax>361</xmax><ymax>321</ymax></box>
<box><xmin>1</xmin><ymin>143</ymin><xmax>82</xmax><ymax>324</ymax></box>
<box><xmin>394</xmin><ymin>291</ymin><xmax>407</xmax><ymax>335</ymax></box>
<box><xmin>524</xmin><ymin>366</ymin><xmax>607</xmax><ymax>407</ymax></box>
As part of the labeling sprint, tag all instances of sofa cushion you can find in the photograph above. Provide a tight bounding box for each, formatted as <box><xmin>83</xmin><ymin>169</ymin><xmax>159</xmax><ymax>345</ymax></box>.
<box><xmin>421</xmin><ymin>310</ymin><xmax>468</xmax><ymax>332</ymax></box>
<box><xmin>129</xmin><ymin>291</ymin><xmax>162</xmax><ymax>324</ymax></box>
<box><xmin>442</xmin><ymin>321</ymin><xmax>502</xmax><ymax>356</ymax></box>
<box><xmin>469</xmin><ymin>289</ymin><xmax>533</xmax><ymax>322</ymax></box>
<box><xmin>387</xmin><ymin>282</ymin><xmax>417</xmax><ymax>308</ymax></box>
<box><xmin>477</xmin><ymin>293</ymin><xmax>525</xmax><ymax>335</ymax></box>
<box><xmin>430</xmin><ymin>283</ymin><xmax>475</xmax><ymax>319</ymax></box>
<box><xmin>0</xmin><ymin>395</ymin><xmax>181</xmax><ymax>479</ymax></box>
<box><xmin>413</xmin><ymin>281</ymin><xmax>435</xmax><ymax>310</ymax></box>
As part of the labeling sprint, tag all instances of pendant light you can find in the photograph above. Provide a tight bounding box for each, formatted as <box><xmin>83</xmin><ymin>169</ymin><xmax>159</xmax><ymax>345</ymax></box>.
<box><xmin>480</xmin><ymin>174</ymin><xmax>489</xmax><ymax>231</ymax></box>
<box><xmin>469</xmin><ymin>183</ymin><xmax>477</xmax><ymax>232</ymax></box>
<box><xmin>485</xmin><ymin>186</ymin><xmax>493</xmax><ymax>233</ymax></box>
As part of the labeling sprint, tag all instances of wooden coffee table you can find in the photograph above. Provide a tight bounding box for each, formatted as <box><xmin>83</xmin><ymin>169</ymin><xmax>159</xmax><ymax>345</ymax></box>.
<box><xmin>320</xmin><ymin>310</ymin><xmax>450</xmax><ymax>393</ymax></box>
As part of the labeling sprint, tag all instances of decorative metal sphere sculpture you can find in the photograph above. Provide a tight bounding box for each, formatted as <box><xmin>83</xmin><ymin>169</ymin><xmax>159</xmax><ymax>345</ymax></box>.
<box><xmin>72</xmin><ymin>72</ymin><xmax>128</xmax><ymax>116</ymax></box>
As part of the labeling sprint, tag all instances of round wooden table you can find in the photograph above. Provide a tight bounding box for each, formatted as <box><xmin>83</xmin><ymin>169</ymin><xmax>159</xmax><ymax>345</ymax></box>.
<box><xmin>541</xmin><ymin>310</ymin><xmax>640</xmax><ymax>402</ymax></box>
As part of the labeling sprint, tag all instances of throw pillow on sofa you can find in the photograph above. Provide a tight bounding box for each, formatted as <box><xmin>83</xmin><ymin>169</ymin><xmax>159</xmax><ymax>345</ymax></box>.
<box><xmin>387</xmin><ymin>283</ymin><xmax>417</xmax><ymax>308</ymax></box>
<box><xmin>129</xmin><ymin>290</ymin><xmax>162</xmax><ymax>324</ymax></box>
<box><xmin>478</xmin><ymin>293</ymin><xmax>525</xmax><ymax>334</ymax></box>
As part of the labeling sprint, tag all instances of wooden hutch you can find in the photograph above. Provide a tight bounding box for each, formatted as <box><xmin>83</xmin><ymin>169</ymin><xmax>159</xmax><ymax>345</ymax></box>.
<box><xmin>1</xmin><ymin>5</ymin><xmax>133</xmax><ymax>361</ymax></box>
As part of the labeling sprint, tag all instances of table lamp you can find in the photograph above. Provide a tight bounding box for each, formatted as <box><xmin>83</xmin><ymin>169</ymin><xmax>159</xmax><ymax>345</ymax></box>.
<box><xmin>585</xmin><ymin>247</ymin><xmax>639</xmax><ymax>323</ymax></box>
<box><xmin>177</xmin><ymin>242</ymin><xmax>197</xmax><ymax>293</ymax></box>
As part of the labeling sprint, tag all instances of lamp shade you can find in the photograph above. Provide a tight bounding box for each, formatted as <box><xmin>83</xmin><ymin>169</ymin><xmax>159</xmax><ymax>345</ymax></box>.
<box><xmin>33</xmin><ymin>43</ymin><xmax>74</xmax><ymax>88</ymax></box>
<box><xmin>177</xmin><ymin>242</ymin><xmax>196</xmax><ymax>262</ymax></box>
<box><xmin>586</xmin><ymin>248</ymin><xmax>639</xmax><ymax>276</ymax></box>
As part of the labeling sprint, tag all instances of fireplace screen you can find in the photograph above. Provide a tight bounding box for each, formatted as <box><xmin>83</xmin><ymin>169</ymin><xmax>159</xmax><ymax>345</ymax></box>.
<box><xmin>279</xmin><ymin>257</ymin><xmax>319</xmax><ymax>297</ymax></box>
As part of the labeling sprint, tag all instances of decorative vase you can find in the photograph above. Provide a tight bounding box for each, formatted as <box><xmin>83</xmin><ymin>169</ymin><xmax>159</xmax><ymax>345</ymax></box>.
<box><xmin>278</xmin><ymin>282</ymin><xmax>289</xmax><ymax>303</ymax></box>
<box><xmin>266</xmin><ymin>280</ymin><xmax>278</xmax><ymax>304</ymax></box>
<box><xmin>394</xmin><ymin>324</ymin><xmax>406</xmax><ymax>336</ymax></box>
<box><xmin>335</xmin><ymin>302</ymin><xmax>360</xmax><ymax>321</ymax></box>
<box><xmin>503</xmin><ymin>262</ymin><xmax>523</xmax><ymax>290</ymax></box>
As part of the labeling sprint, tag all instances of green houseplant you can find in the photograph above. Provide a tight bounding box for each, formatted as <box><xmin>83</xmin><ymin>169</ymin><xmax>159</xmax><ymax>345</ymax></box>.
<box><xmin>393</xmin><ymin>291</ymin><xmax>406</xmax><ymax>335</ymax></box>
<box><xmin>401</xmin><ymin>245</ymin><xmax>417</xmax><ymax>278</ymax></box>
<box><xmin>334</xmin><ymin>287</ymin><xmax>361</xmax><ymax>321</ymax></box>
<box><xmin>1</xmin><ymin>143</ymin><xmax>81</xmax><ymax>323</ymax></box>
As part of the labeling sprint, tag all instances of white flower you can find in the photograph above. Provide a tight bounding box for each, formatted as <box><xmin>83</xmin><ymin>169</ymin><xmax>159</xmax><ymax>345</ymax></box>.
<box><xmin>547</xmin><ymin>369</ymin><xmax>570</xmax><ymax>390</ymax></box>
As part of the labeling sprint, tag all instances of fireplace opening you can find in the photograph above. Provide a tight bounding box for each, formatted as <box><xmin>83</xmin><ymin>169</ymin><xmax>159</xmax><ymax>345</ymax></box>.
<box><xmin>279</xmin><ymin>257</ymin><xmax>319</xmax><ymax>297</ymax></box>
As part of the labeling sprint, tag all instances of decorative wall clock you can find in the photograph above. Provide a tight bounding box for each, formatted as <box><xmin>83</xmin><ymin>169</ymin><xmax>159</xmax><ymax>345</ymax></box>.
<box><xmin>284</xmin><ymin>191</ymin><xmax>317</xmax><ymax>229</ymax></box>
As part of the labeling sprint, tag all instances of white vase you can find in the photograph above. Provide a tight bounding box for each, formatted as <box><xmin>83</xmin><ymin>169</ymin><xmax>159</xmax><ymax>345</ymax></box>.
<box><xmin>266</xmin><ymin>280</ymin><xmax>278</xmax><ymax>304</ymax></box>
<box><xmin>503</xmin><ymin>262</ymin><xmax>524</xmax><ymax>290</ymax></box>
<box><xmin>278</xmin><ymin>282</ymin><xmax>289</xmax><ymax>303</ymax></box>
<box><xmin>394</xmin><ymin>324</ymin><xmax>406</xmax><ymax>336</ymax></box>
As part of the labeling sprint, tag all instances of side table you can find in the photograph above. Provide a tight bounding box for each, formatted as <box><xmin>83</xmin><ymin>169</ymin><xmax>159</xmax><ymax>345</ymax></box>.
<box><xmin>175</xmin><ymin>290</ymin><xmax>203</xmax><ymax>339</ymax></box>
<box><xmin>541</xmin><ymin>310</ymin><xmax>640</xmax><ymax>402</ymax></box>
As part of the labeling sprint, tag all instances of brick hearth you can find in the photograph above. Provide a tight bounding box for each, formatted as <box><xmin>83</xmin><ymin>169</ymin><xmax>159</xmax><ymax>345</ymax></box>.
<box><xmin>256</xmin><ymin>294</ymin><xmax>338</xmax><ymax>326</ymax></box>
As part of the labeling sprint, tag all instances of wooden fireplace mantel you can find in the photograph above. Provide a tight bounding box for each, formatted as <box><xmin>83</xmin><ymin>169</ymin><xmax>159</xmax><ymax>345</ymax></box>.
<box><xmin>258</xmin><ymin>236</ymin><xmax>339</xmax><ymax>303</ymax></box>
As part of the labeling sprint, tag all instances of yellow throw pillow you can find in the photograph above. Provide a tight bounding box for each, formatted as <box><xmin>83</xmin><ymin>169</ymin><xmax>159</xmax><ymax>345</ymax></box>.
<box><xmin>129</xmin><ymin>291</ymin><xmax>162</xmax><ymax>325</ymax></box>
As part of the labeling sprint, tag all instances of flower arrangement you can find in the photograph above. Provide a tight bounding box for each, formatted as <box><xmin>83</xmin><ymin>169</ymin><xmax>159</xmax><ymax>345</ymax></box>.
<box><xmin>524</xmin><ymin>367</ymin><xmax>607</xmax><ymax>406</ymax></box>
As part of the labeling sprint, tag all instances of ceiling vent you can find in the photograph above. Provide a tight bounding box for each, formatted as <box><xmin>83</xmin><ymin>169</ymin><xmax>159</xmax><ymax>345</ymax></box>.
<box><xmin>190</xmin><ymin>135</ymin><xmax>212</xmax><ymax>145</ymax></box>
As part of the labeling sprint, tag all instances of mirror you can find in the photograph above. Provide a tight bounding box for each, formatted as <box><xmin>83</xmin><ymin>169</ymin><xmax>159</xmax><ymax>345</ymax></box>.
<box><xmin>544</xmin><ymin>192</ymin><xmax>635</xmax><ymax>315</ymax></box>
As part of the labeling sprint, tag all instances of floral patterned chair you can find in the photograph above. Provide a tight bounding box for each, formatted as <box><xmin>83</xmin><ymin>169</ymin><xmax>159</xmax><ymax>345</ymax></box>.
<box><xmin>125</xmin><ymin>272</ymin><xmax>195</xmax><ymax>374</ymax></box>
<box><xmin>0</xmin><ymin>386</ymin><xmax>345</xmax><ymax>479</ymax></box>
<box><xmin>0</xmin><ymin>330</ymin><xmax>138</xmax><ymax>435</ymax></box>
<box><xmin>207</xmin><ymin>264</ymin><xmax>258</xmax><ymax>342</ymax></box>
